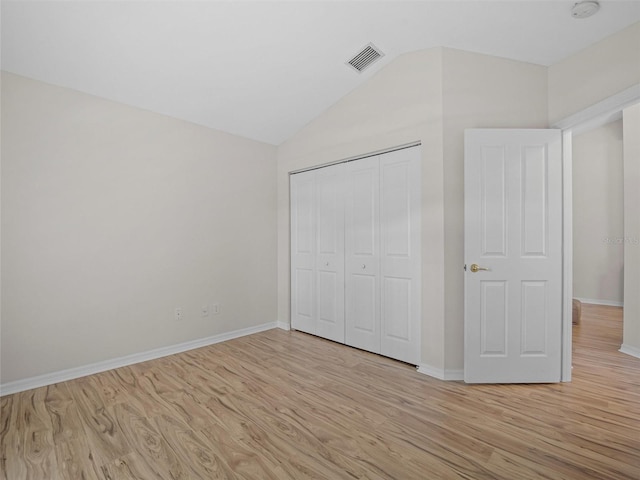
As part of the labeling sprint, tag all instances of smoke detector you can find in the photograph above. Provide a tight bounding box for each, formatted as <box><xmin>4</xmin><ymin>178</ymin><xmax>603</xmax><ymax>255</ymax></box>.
<box><xmin>571</xmin><ymin>1</ymin><xmax>600</xmax><ymax>19</ymax></box>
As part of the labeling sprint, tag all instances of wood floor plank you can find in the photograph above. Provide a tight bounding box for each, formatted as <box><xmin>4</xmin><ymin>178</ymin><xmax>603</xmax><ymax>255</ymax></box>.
<box><xmin>1</xmin><ymin>304</ymin><xmax>639</xmax><ymax>479</ymax></box>
<box><xmin>153</xmin><ymin>413</ymin><xmax>237</xmax><ymax>479</ymax></box>
<box><xmin>14</xmin><ymin>388</ymin><xmax>58</xmax><ymax>479</ymax></box>
<box><xmin>111</xmin><ymin>402</ymin><xmax>188</xmax><ymax>480</ymax></box>
<box><xmin>44</xmin><ymin>383</ymin><xmax>100</xmax><ymax>480</ymax></box>
<box><xmin>69</xmin><ymin>379</ymin><xmax>131</xmax><ymax>470</ymax></box>
<box><xmin>0</xmin><ymin>395</ymin><xmax>27</xmax><ymax>480</ymax></box>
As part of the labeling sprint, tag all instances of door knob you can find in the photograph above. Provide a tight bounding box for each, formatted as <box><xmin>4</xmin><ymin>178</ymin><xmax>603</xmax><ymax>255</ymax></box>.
<box><xmin>470</xmin><ymin>263</ymin><xmax>490</xmax><ymax>273</ymax></box>
<box><xmin>362</xmin><ymin>264</ymin><xmax>366</xmax><ymax>269</ymax></box>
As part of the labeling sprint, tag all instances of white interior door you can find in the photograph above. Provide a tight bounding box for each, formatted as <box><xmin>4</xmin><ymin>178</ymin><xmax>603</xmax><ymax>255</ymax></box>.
<box><xmin>379</xmin><ymin>148</ymin><xmax>421</xmax><ymax>364</ymax></box>
<box><xmin>290</xmin><ymin>169</ymin><xmax>316</xmax><ymax>334</ymax></box>
<box><xmin>464</xmin><ymin>129</ymin><xmax>562</xmax><ymax>383</ymax></box>
<box><xmin>345</xmin><ymin>156</ymin><xmax>381</xmax><ymax>353</ymax></box>
<box><xmin>315</xmin><ymin>163</ymin><xmax>346</xmax><ymax>343</ymax></box>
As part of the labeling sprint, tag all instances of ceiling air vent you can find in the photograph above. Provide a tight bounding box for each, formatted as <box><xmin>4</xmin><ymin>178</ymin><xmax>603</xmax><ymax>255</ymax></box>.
<box><xmin>346</xmin><ymin>43</ymin><xmax>384</xmax><ymax>73</ymax></box>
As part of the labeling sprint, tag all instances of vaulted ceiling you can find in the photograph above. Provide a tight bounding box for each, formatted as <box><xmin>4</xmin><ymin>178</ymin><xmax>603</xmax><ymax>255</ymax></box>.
<box><xmin>2</xmin><ymin>1</ymin><xmax>639</xmax><ymax>145</ymax></box>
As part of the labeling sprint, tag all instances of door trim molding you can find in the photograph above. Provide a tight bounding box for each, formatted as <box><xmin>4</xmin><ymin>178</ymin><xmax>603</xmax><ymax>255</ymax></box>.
<box><xmin>561</xmin><ymin>130</ymin><xmax>573</xmax><ymax>382</ymax></box>
<box><xmin>556</xmin><ymin>84</ymin><xmax>640</xmax><ymax>382</ymax></box>
<box><xmin>552</xmin><ymin>84</ymin><xmax>640</xmax><ymax>133</ymax></box>
<box><xmin>277</xmin><ymin>321</ymin><xmax>291</xmax><ymax>330</ymax></box>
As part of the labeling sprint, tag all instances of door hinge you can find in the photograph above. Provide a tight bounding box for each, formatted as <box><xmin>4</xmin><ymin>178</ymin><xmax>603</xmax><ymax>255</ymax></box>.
<box><xmin>463</xmin><ymin>264</ymin><xmax>467</xmax><ymax>271</ymax></box>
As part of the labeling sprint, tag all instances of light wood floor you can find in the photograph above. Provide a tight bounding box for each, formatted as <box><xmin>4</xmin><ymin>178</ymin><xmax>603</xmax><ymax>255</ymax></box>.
<box><xmin>2</xmin><ymin>304</ymin><xmax>639</xmax><ymax>479</ymax></box>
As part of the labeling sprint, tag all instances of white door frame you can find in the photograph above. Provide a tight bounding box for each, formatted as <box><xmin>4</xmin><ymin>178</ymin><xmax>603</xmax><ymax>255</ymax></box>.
<box><xmin>554</xmin><ymin>84</ymin><xmax>640</xmax><ymax>382</ymax></box>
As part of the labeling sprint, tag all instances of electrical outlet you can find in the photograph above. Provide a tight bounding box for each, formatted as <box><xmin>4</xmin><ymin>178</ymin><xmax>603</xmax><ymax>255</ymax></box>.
<box><xmin>211</xmin><ymin>304</ymin><xmax>220</xmax><ymax>315</ymax></box>
<box><xmin>201</xmin><ymin>305</ymin><xmax>209</xmax><ymax>317</ymax></box>
<box><xmin>174</xmin><ymin>307</ymin><xmax>184</xmax><ymax>321</ymax></box>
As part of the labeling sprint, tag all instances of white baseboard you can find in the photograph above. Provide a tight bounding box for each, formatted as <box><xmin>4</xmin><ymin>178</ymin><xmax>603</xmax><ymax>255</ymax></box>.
<box><xmin>619</xmin><ymin>344</ymin><xmax>640</xmax><ymax>359</ymax></box>
<box><xmin>416</xmin><ymin>364</ymin><xmax>464</xmax><ymax>381</ymax></box>
<box><xmin>0</xmin><ymin>321</ymin><xmax>278</xmax><ymax>397</ymax></box>
<box><xmin>277</xmin><ymin>321</ymin><xmax>290</xmax><ymax>331</ymax></box>
<box><xmin>574</xmin><ymin>297</ymin><xmax>624</xmax><ymax>307</ymax></box>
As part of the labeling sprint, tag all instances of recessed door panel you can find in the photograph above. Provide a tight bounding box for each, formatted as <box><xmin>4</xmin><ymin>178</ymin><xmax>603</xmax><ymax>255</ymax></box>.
<box><xmin>351</xmin><ymin>274</ymin><xmax>377</xmax><ymax>334</ymax></box>
<box><xmin>317</xmin><ymin>168</ymin><xmax>342</xmax><ymax>256</ymax></box>
<box><xmin>521</xmin><ymin>281</ymin><xmax>548</xmax><ymax>355</ymax></box>
<box><xmin>293</xmin><ymin>267</ymin><xmax>314</xmax><ymax>333</ymax></box>
<box><xmin>293</xmin><ymin>174</ymin><xmax>314</xmax><ymax>256</ymax></box>
<box><xmin>317</xmin><ymin>269</ymin><xmax>343</xmax><ymax>343</ymax></box>
<box><xmin>521</xmin><ymin>146</ymin><xmax>548</xmax><ymax>257</ymax></box>
<box><xmin>382</xmin><ymin>277</ymin><xmax>410</xmax><ymax>340</ymax></box>
<box><xmin>347</xmin><ymin>270</ymin><xmax>378</xmax><ymax>351</ymax></box>
<box><xmin>351</xmin><ymin>168</ymin><xmax>378</xmax><ymax>257</ymax></box>
<box><xmin>480</xmin><ymin>281</ymin><xmax>507</xmax><ymax>356</ymax></box>
<box><xmin>481</xmin><ymin>146</ymin><xmax>507</xmax><ymax>257</ymax></box>
<box><xmin>381</xmin><ymin>162</ymin><xmax>411</xmax><ymax>258</ymax></box>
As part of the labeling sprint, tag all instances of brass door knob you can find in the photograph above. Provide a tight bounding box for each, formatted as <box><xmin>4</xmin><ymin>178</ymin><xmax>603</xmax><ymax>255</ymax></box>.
<box><xmin>470</xmin><ymin>263</ymin><xmax>490</xmax><ymax>273</ymax></box>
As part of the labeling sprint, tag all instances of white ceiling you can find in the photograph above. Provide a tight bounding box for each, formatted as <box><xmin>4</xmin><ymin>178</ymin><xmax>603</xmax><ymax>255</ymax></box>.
<box><xmin>2</xmin><ymin>1</ymin><xmax>639</xmax><ymax>145</ymax></box>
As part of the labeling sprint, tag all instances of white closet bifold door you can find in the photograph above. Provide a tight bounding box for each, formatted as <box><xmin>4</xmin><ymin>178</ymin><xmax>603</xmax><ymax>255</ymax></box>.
<box><xmin>290</xmin><ymin>169</ymin><xmax>316</xmax><ymax>335</ymax></box>
<box><xmin>291</xmin><ymin>145</ymin><xmax>421</xmax><ymax>365</ymax></box>
<box><xmin>345</xmin><ymin>155</ymin><xmax>381</xmax><ymax>353</ymax></box>
<box><xmin>379</xmin><ymin>148</ymin><xmax>421</xmax><ymax>365</ymax></box>
<box><xmin>315</xmin><ymin>163</ymin><xmax>346</xmax><ymax>343</ymax></box>
<box><xmin>290</xmin><ymin>163</ymin><xmax>346</xmax><ymax>342</ymax></box>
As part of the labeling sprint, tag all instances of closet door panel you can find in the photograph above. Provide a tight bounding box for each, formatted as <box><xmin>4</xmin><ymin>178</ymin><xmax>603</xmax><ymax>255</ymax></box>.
<box><xmin>290</xmin><ymin>170</ymin><xmax>316</xmax><ymax>334</ymax></box>
<box><xmin>351</xmin><ymin>274</ymin><xmax>378</xmax><ymax>333</ymax></box>
<box><xmin>345</xmin><ymin>157</ymin><xmax>381</xmax><ymax>353</ymax></box>
<box><xmin>315</xmin><ymin>164</ymin><xmax>345</xmax><ymax>343</ymax></box>
<box><xmin>294</xmin><ymin>269</ymin><xmax>315</xmax><ymax>325</ymax></box>
<box><xmin>380</xmin><ymin>148</ymin><xmax>421</xmax><ymax>364</ymax></box>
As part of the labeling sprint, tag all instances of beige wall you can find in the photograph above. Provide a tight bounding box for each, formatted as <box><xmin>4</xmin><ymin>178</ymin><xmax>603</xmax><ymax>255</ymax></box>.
<box><xmin>548</xmin><ymin>22</ymin><xmax>640</xmax><ymax>125</ymax></box>
<box><xmin>441</xmin><ymin>48</ymin><xmax>548</xmax><ymax>369</ymax></box>
<box><xmin>1</xmin><ymin>72</ymin><xmax>278</xmax><ymax>384</ymax></box>
<box><xmin>277</xmin><ymin>48</ymin><xmax>548</xmax><ymax>374</ymax></box>
<box><xmin>623</xmin><ymin>104</ymin><xmax>640</xmax><ymax>354</ymax></box>
<box><xmin>572</xmin><ymin>120</ymin><xmax>624</xmax><ymax>305</ymax></box>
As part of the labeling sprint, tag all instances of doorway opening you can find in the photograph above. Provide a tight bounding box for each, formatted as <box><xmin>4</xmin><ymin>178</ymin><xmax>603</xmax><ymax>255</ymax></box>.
<box><xmin>571</xmin><ymin>119</ymin><xmax>625</xmax><ymax>359</ymax></box>
<box><xmin>556</xmin><ymin>84</ymin><xmax>640</xmax><ymax>381</ymax></box>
